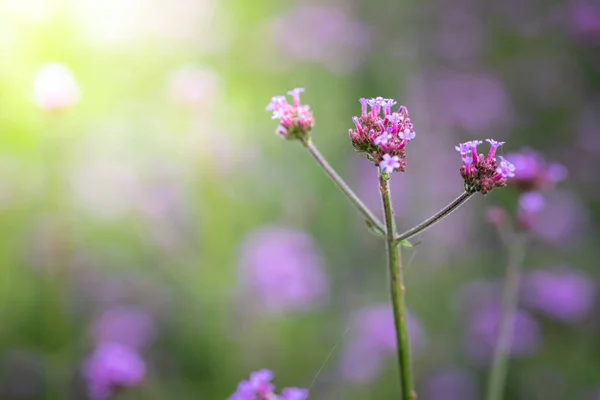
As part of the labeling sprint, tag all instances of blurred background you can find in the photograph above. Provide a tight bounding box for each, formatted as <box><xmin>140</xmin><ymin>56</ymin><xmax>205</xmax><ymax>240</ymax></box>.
<box><xmin>1</xmin><ymin>0</ymin><xmax>599</xmax><ymax>398</ymax></box>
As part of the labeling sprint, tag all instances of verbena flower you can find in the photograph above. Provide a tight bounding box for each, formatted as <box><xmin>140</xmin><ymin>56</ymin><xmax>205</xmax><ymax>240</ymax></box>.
<box><xmin>505</xmin><ymin>148</ymin><xmax>566</xmax><ymax>192</ymax></box>
<box><xmin>522</xmin><ymin>267</ymin><xmax>596</xmax><ymax>322</ymax></box>
<box><xmin>348</xmin><ymin>97</ymin><xmax>416</xmax><ymax>174</ymax></box>
<box><xmin>455</xmin><ymin>139</ymin><xmax>514</xmax><ymax>194</ymax></box>
<box><xmin>266</xmin><ymin>88</ymin><xmax>314</xmax><ymax>141</ymax></box>
<box><xmin>238</xmin><ymin>226</ymin><xmax>328</xmax><ymax>314</ymax></box>
<box><xmin>82</xmin><ymin>343</ymin><xmax>146</xmax><ymax>400</ymax></box>
<box><xmin>228</xmin><ymin>369</ymin><xmax>308</xmax><ymax>400</ymax></box>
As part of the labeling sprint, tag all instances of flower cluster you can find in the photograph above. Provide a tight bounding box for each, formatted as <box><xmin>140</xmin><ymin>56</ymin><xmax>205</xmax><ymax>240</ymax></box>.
<box><xmin>505</xmin><ymin>148</ymin><xmax>566</xmax><ymax>192</ymax></box>
<box><xmin>82</xmin><ymin>306</ymin><xmax>154</xmax><ymax>399</ymax></box>
<box><xmin>348</xmin><ymin>97</ymin><xmax>416</xmax><ymax>175</ymax></box>
<box><xmin>82</xmin><ymin>343</ymin><xmax>146</xmax><ymax>400</ymax></box>
<box><xmin>229</xmin><ymin>369</ymin><xmax>308</xmax><ymax>400</ymax></box>
<box><xmin>455</xmin><ymin>139</ymin><xmax>515</xmax><ymax>194</ymax></box>
<box><xmin>266</xmin><ymin>88</ymin><xmax>314</xmax><ymax>141</ymax></box>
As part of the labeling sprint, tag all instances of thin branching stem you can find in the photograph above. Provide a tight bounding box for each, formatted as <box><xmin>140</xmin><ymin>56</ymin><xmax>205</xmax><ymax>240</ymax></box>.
<box><xmin>302</xmin><ymin>139</ymin><xmax>386</xmax><ymax>236</ymax></box>
<box><xmin>394</xmin><ymin>191</ymin><xmax>474</xmax><ymax>243</ymax></box>
<box><xmin>379</xmin><ymin>173</ymin><xmax>416</xmax><ymax>400</ymax></box>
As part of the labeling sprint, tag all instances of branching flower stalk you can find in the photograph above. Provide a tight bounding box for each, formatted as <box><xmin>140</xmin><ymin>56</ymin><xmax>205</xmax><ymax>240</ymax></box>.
<box><xmin>379</xmin><ymin>171</ymin><xmax>416</xmax><ymax>400</ymax></box>
<box><xmin>266</xmin><ymin>89</ymin><xmax>515</xmax><ymax>400</ymax></box>
<box><xmin>301</xmin><ymin>138</ymin><xmax>386</xmax><ymax>236</ymax></box>
<box><xmin>394</xmin><ymin>191</ymin><xmax>474</xmax><ymax>243</ymax></box>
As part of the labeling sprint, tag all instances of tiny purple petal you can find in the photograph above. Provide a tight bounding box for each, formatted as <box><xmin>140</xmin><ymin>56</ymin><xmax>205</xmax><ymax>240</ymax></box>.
<box><xmin>496</xmin><ymin>156</ymin><xmax>516</xmax><ymax>178</ymax></box>
<box><xmin>380</xmin><ymin>154</ymin><xmax>401</xmax><ymax>174</ymax></box>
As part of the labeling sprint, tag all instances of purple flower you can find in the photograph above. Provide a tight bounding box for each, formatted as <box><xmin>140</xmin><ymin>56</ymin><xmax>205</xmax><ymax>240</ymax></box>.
<box><xmin>496</xmin><ymin>156</ymin><xmax>516</xmax><ymax>178</ymax></box>
<box><xmin>522</xmin><ymin>267</ymin><xmax>596</xmax><ymax>322</ymax></box>
<box><xmin>456</xmin><ymin>140</ymin><xmax>513</xmax><ymax>194</ymax></box>
<box><xmin>340</xmin><ymin>305</ymin><xmax>423</xmax><ymax>383</ymax></box>
<box><xmin>569</xmin><ymin>0</ymin><xmax>600</xmax><ymax>40</ymax></box>
<box><xmin>349</xmin><ymin>98</ymin><xmax>415</xmax><ymax>172</ymax></box>
<box><xmin>266</xmin><ymin>89</ymin><xmax>314</xmax><ymax>140</ymax></box>
<box><xmin>92</xmin><ymin>306</ymin><xmax>155</xmax><ymax>350</ymax></box>
<box><xmin>379</xmin><ymin>154</ymin><xmax>401</xmax><ymax>174</ymax></box>
<box><xmin>229</xmin><ymin>370</ymin><xmax>308</xmax><ymax>400</ymax></box>
<box><xmin>82</xmin><ymin>343</ymin><xmax>146</xmax><ymax>400</ymax></box>
<box><xmin>465</xmin><ymin>305</ymin><xmax>541</xmax><ymax>363</ymax></box>
<box><xmin>374</xmin><ymin>132</ymin><xmax>393</xmax><ymax>146</ymax></box>
<box><xmin>486</xmin><ymin>139</ymin><xmax>505</xmax><ymax>159</ymax></box>
<box><xmin>238</xmin><ymin>226</ymin><xmax>328</xmax><ymax>314</ymax></box>
<box><xmin>423</xmin><ymin>367</ymin><xmax>479</xmax><ymax>400</ymax></box>
<box><xmin>506</xmin><ymin>148</ymin><xmax>566</xmax><ymax>192</ymax></box>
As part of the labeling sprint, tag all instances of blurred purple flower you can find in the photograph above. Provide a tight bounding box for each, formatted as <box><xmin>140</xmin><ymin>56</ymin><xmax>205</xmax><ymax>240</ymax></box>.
<box><xmin>266</xmin><ymin>5</ymin><xmax>370</xmax><ymax>74</ymax></box>
<box><xmin>522</xmin><ymin>267</ymin><xmax>596</xmax><ymax>322</ymax></box>
<box><xmin>569</xmin><ymin>0</ymin><xmax>600</xmax><ymax>40</ymax></box>
<box><xmin>505</xmin><ymin>148</ymin><xmax>566</xmax><ymax>192</ymax></box>
<box><xmin>82</xmin><ymin>343</ymin><xmax>145</xmax><ymax>400</ymax></box>
<box><xmin>238</xmin><ymin>226</ymin><xmax>328</xmax><ymax>314</ymax></box>
<box><xmin>465</xmin><ymin>304</ymin><xmax>541</xmax><ymax>363</ymax></box>
<box><xmin>409</xmin><ymin>70</ymin><xmax>511</xmax><ymax>133</ymax></box>
<box><xmin>422</xmin><ymin>367</ymin><xmax>478</xmax><ymax>400</ymax></box>
<box><xmin>92</xmin><ymin>306</ymin><xmax>156</xmax><ymax>350</ymax></box>
<box><xmin>340</xmin><ymin>305</ymin><xmax>423</xmax><ymax>383</ymax></box>
<box><xmin>228</xmin><ymin>369</ymin><xmax>308</xmax><ymax>400</ymax></box>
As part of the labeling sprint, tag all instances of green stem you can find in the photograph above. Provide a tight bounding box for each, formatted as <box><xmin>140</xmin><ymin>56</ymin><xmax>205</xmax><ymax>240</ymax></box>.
<box><xmin>379</xmin><ymin>173</ymin><xmax>416</xmax><ymax>400</ymax></box>
<box><xmin>394</xmin><ymin>191</ymin><xmax>474</xmax><ymax>243</ymax></box>
<box><xmin>485</xmin><ymin>234</ymin><xmax>528</xmax><ymax>400</ymax></box>
<box><xmin>302</xmin><ymin>139</ymin><xmax>386</xmax><ymax>236</ymax></box>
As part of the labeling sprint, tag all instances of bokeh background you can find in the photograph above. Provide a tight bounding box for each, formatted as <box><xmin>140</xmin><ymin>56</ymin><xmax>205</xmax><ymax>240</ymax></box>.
<box><xmin>1</xmin><ymin>0</ymin><xmax>600</xmax><ymax>398</ymax></box>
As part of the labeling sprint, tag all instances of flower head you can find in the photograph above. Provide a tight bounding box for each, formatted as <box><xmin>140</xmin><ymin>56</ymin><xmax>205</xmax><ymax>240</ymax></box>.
<box><xmin>82</xmin><ymin>343</ymin><xmax>146</xmax><ymax>400</ymax></box>
<box><xmin>456</xmin><ymin>139</ymin><xmax>514</xmax><ymax>194</ymax></box>
<box><xmin>348</xmin><ymin>97</ymin><xmax>415</xmax><ymax>174</ymax></box>
<box><xmin>505</xmin><ymin>148</ymin><xmax>566</xmax><ymax>192</ymax></box>
<box><xmin>266</xmin><ymin>88</ymin><xmax>314</xmax><ymax>141</ymax></box>
<box><xmin>229</xmin><ymin>370</ymin><xmax>308</xmax><ymax>400</ymax></box>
